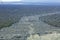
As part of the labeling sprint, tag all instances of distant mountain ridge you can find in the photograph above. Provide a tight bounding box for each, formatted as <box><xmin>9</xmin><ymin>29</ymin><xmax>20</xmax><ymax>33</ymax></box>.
<box><xmin>0</xmin><ymin>2</ymin><xmax>60</xmax><ymax>5</ymax></box>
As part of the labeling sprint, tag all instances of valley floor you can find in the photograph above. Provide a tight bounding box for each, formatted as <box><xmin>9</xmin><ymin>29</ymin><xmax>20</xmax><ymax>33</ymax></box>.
<box><xmin>0</xmin><ymin>13</ymin><xmax>60</xmax><ymax>40</ymax></box>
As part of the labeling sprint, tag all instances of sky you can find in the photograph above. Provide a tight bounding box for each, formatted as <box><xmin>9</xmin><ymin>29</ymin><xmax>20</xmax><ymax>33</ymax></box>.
<box><xmin>0</xmin><ymin>0</ymin><xmax>60</xmax><ymax>3</ymax></box>
<box><xmin>22</xmin><ymin>0</ymin><xmax>60</xmax><ymax>2</ymax></box>
<box><xmin>0</xmin><ymin>0</ymin><xmax>21</xmax><ymax>2</ymax></box>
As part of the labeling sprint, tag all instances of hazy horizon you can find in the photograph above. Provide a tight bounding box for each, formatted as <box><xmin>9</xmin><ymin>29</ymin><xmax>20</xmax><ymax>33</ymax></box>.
<box><xmin>0</xmin><ymin>0</ymin><xmax>60</xmax><ymax>3</ymax></box>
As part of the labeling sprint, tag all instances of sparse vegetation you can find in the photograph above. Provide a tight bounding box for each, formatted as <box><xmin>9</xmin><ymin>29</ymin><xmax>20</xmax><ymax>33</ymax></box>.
<box><xmin>40</xmin><ymin>14</ymin><xmax>60</xmax><ymax>27</ymax></box>
<box><xmin>0</xmin><ymin>5</ymin><xmax>60</xmax><ymax>29</ymax></box>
